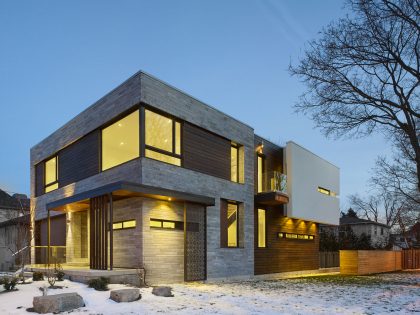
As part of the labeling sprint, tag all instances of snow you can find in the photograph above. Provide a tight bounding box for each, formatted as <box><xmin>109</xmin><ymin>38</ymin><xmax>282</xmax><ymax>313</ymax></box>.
<box><xmin>0</xmin><ymin>272</ymin><xmax>419</xmax><ymax>314</ymax></box>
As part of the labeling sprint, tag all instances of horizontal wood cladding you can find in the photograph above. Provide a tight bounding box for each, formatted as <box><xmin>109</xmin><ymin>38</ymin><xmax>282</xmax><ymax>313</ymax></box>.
<box><xmin>35</xmin><ymin>163</ymin><xmax>45</xmax><ymax>197</ymax></box>
<box><xmin>254</xmin><ymin>136</ymin><xmax>283</xmax><ymax>194</ymax></box>
<box><xmin>254</xmin><ymin>207</ymin><xmax>319</xmax><ymax>275</ymax></box>
<box><xmin>58</xmin><ymin>131</ymin><xmax>100</xmax><ymax>187</ymax></box>
<box><xmin>340</xmin><ymin>250</ymin><xmax>402</xmax><ymax>275</ymax></box>
<box><xmin>183</xmin><ymin>122</ymin><xmax>231</xmax><ymax>180</ymax></box>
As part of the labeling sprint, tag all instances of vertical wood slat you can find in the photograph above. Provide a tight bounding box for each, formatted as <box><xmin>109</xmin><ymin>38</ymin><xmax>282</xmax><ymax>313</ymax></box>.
<box><xmin>220</xmin><ymin>199</ymin><xmax>227</xmax><ymax>248</ymax></box>
<box><xmin>89</xmin><ymin>195</ymin><xmax>109</xmax><ymax>270</ymax></box>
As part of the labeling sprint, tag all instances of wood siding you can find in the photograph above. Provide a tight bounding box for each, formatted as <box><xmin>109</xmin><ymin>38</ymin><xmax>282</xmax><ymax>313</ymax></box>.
<box><xmin>340</xmin><ymin>250</ymin><xmax>402</xmax><ymax>275</ymax></box>
<box><xmin>254</xmin><ymin>207</ymin><xmax>319</xmax><ymax>274</ymax></box>
<box><xmin>35</xmin><ymin>214</ymin><xmax>66</xmax><ymax>246</ymax></box>
<box><xmin>35</xmin><ymin>163</ymin><xmax>45</xmax><ymax>197</ymax></box>
<box><xmin>254</xmin><ymin>135</ymin><xmax>283</xmax><ymax>194</ymax></box>
<box><xmin>58</xmin><ymin>131</ymin><xmax>100</xmax><ymax>187</ymax></box>
<box><xmin>220</xmin><ymin>199</ymin><xmax>228</xmax><ymax>247</ymax></box>
<box><xmin>183</xmin><ymin>122</ymin><xmax>231</xmax><ymax>180</ymax></box>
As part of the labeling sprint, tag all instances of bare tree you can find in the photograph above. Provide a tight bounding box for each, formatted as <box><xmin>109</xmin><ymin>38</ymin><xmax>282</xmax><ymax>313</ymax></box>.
<box><xmin>290</xmin><ymin>0</ymin><xmax>420</xmax><ymax>190</ymax></box>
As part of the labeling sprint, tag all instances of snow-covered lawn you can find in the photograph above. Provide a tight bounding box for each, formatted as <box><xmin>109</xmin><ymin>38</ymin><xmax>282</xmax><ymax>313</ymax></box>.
<box><xmin>0</xmin><ymin>271</ymin><xmax>418</xmax><ymax>314</ymax></box>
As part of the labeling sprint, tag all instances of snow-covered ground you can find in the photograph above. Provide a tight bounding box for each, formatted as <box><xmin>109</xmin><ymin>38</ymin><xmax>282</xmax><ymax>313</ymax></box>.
<box><xmin>0</xmin><ymin>271</ymin><xmax>419</xmax><ymax>314</ymax></box>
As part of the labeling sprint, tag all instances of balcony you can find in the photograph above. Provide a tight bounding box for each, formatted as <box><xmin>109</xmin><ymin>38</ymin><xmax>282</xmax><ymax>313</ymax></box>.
<box><xmin>255</xmin><ymin>171</ymin><xmax>289</xmax><ymax>205</ymax></box>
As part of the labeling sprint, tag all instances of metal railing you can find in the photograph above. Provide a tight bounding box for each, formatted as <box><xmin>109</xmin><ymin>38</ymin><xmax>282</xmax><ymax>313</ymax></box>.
<box><xmin>258</xmin><ymin>171</ymin><xmax>287</xmax><ymax>194</ymax></box>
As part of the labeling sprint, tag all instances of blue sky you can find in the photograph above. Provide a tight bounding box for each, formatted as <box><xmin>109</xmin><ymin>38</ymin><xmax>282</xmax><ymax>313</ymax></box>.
<box><xmin>0</xmin><ymin>0</ymin><xmax>390</xmax><ymax>208</ymax></box>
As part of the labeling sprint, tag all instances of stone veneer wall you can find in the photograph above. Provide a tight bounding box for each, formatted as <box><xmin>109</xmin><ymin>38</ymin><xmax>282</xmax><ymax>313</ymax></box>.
<box><xmin>112</xmin><ymin>197</ymin><xmax>142</xmax><ymax>269</ymax></box>
<box><xmin>66</xmin><ymin>211</ymin><xmax>89</xmax><ymax>265</ymax></box>
<box><xmin>142</xmin><ymin>198</ymin><xmax>184</xmax><ymax>284</ymax></box>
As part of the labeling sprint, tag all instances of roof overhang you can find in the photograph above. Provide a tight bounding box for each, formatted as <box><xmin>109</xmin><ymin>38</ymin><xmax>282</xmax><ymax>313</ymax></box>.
<box><xmin>47</xmin><ymin>181</ymin><xmax>215</xmax><ymax>212</ymax></box>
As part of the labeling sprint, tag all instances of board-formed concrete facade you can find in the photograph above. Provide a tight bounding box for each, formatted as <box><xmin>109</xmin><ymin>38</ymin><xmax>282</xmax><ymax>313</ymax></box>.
<box><xmin>30</xmin><ymin>71</ymin><xmax>339</xmax><ymax>283</ymax></box>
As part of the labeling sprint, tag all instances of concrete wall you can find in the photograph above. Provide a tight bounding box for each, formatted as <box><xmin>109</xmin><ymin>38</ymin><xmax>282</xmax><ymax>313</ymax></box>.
<box><xmin>285</xmin><ymin>141</ymin><xmax>340</xmax><ymax>225</ymax></box>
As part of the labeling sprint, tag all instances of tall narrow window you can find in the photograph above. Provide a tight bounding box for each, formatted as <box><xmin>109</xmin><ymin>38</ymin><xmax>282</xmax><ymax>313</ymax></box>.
<box><xmin>231</xmin><ymin>143</ymin><xmax>244</xmax><ymax>183</ymax></box>
<box><xmin>45</xmin><ymin>156</ymin><xmax>58</xmax><ymax>193</ymax></box>
<box><xmin>145</xmin><ymin>109</ymin><xmax>181</xmax><ymax>166</ymax></box>
<box><xmin>102</xmin><ymin>110</ymin><xmax>140</xmax><ymax>171</ymax></box>
<box><xmin>227</xmin><ymin>202</ymin><xmax>238</xmax><ymax>247</ymax></box>
<box><xmin>257</xmin><ymin>154</ymin><xmax>264</xmax><ymax>193</ymax></box>
<box><xmin>258</xmin><ymin>208</ymin><xmax>266</xmax><ymax>248</ymax></box>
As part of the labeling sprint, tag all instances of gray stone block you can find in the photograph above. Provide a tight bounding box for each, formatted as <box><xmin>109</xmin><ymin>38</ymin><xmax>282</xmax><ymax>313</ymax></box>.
<box><xmin>110</xmin><ymin>288</ymin><xmax>141</xmax><ymax>302</ymax></box>
<box><xmin>152</xmin><ymin>286</ymin><xmax>173</xmax><ymax>297</ymax></box>
<box><xmin>33</xmin><ymin>292</ymin><xmax>85</xmax><ymax>314</ymax></box>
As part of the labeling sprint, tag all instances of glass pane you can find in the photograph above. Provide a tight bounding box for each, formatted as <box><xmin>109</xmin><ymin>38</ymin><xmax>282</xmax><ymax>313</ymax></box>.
<box><xmin>145</xmin><ymin>149</ymin><xmax>181</xmax><ymax>166</ymax></box>
<box><xmin>258</xmin><ymin>209</ymin><xmax>266</xmax><ymax>247</ymax></box>
<box><xmin>45</xmin><ymin>182</ymin><xmax>58</xmax><ymax>193</ymax></box>
<box><xmin>145</xmin><ymin>109</ymin><xmax>173</xmax><ymax>152</ymax></box>
<box><xmin>150</xmin><ymin>220</ymin><xmax>162</xmax><ymax>228</ymax></box>
<box><xmin>175</xmin><ymin>121</ymin><xmax>181</xmax><ymax>155</ymax></box>
<box><xmin>257</xmin><ymin>156</ymin><xmax>263</xmax><ymax>193</ymax></box>
<box><xmin>123</xmin><ymin>220</ymin><xmax>136</xmax><ymax>228</ymax></box>
<box><xmin>113</xmin><ymin>222</ymin><xmax>123</xmax><ymax>230</ymax></box>
<box><xmin>102</xmin><ymin>110</ymin><xmax>139</xmax><ymax>171</ymax></box>
<box><xmin>162</xmin><ymin>221</ymin><xmax>175</xmax><ymax>229</ymax></box>
<box><xmin>231</xmin><ymin>146</ymin><xmax>238</xmax><ymax>182</ymax></box>
<box><xmin>45</xmin><ymin>157</ymin><xmax>57</xmax><ymax>185</ymax></box>
<box><xmin>227</xmin><ymin>203</ymin><xmax>238</xmax><ymax>247</ymax></box>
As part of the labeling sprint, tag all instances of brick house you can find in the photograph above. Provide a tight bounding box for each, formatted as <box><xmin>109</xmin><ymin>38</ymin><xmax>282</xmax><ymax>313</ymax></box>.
<box><xmin>30</xmin><ymin>71</ymin><xmax>340</xmax><ymax>284</ymax></box>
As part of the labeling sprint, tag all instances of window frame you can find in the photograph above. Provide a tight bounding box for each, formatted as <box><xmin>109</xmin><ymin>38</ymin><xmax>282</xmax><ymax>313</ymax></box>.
<box><xmin>143</xmin><ymin>106</ymin><xmax>183</xmax><ymax>165</ymax></box>
<box><xmin>112</xmin><ymin>219</ymin><xmax>137</xmax><ymax>230</ymax></box>
<box><xmin>44</xmin><ymin>155</ymin><xmax>59</xmax><ymax>193</ymax></box>
<box><xmin>231</xmin><ymin>143</ymin><xmax>240</xmax><ymax>183</ymax></box>
<box><xmin>226</xmin><ymin>201</ymin><xmax>239</xmax><ymax>248</ymax></box>
<box><xmin>257</xmin><ymin>153</ymin><xmax>265</xmax><ymax>193</ymax></box>
<box><xmin>257</xmin><ymin>208</ymin><xmax>267</xmax><ymax>248</ymax></box>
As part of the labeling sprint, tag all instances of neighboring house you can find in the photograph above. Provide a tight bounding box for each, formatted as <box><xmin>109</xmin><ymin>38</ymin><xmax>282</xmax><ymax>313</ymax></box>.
<box><xmin>339</xmin><ymin>217</ymin><xmax>390</xmax><ymax>248</ymax></box>
<box><xmin>0</xmin><ymin>191</ymin><xmax>30</xmax><ymax>271</ymax></box>
<box><xmin>30</xmin><ymin>71</ymin><xmax>340</xmax><ymax>284</ymax></box>
<box><xmin>390</xmin><ymin>222</ymin><xmax>420</xmax><ymax>249</ymax></box>
<box><xmin>0</xmin><ymin>214</ymin><xmax>31</xmax><ymax>271</ymax></box>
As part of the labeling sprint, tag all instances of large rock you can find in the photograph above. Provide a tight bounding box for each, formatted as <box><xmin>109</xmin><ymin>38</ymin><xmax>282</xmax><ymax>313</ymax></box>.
<box><xmin>110</xmin><ymin>288</ymin><xmax>141</xmax><ymax>302</ymax></box>
<box><xmin>152</xmin><ymin>286</ymin><xmax>173</xmax><ymax>297</ymax></box>
<box><xmin>33</xmin><ymin>292</ymin><xmax>85</xmax><ymax>314</ymax></box>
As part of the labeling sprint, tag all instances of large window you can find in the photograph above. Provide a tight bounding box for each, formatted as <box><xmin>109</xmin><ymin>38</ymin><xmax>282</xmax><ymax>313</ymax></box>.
<box><xmin>45</xmin><ymin>156</ymin><xmax>58</xmax><ymax>193</ymax></box>
<box><xmin>227</xmin><ymin>202</ymin><xmax>239</xmax><ymax>247</ymax></box>
<box><xmin>231</xmin><ymin>143</ymin><xmax>244</xmax><ymax>183</ymax></box>
<box><xmin>102</xmin><ymin>110</ymin><xmax>140</xmax><ymax>171</ymax></box>
<box><xmin>145</xmin><ymin>109</ymin><xmax>181</xmax><ymax>166</ymax></box>
<box><xmin>257</xmin><ymin>154</ymin><xmax>264</xmax><ymax>193</ymax></box>
<box><xmin>258</xmin><ymin>208</ymin><xmax>266</xmax><ymax>248</ymax></box>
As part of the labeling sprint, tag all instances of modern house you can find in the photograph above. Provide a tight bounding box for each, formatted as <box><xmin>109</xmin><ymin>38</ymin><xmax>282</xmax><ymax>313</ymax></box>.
<box><xmin>340</xmin><ymin>216</ymin><xmax>390</xmax><ymax>248</ymax></box>
<box><xmin>30</xmin><ymin>71</ymin><xmax>339</xmax><ymax>284</ymax></box>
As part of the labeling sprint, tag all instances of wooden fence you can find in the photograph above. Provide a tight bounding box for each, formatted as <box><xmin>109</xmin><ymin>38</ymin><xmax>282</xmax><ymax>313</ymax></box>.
<box><xmin>320</xmin><ymin>251</ymin><xmax>339</xmax><ymax>268</ymax></box>
<box><xmin>340</xmin><ymin>250</ymin><xmax>402</xmax><ymax>275</ymax></box>
<box><xmin>402</xmin><ymin>249</ymin><xmax>420</xmax><ymax>270</ymax></box>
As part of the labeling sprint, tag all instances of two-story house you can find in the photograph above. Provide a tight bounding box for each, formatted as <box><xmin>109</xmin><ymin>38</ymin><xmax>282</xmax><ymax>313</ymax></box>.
<box><xmin>30</xmin><ymin>71</ymin><xmax>339</xmax><ymax>284</ymax></box>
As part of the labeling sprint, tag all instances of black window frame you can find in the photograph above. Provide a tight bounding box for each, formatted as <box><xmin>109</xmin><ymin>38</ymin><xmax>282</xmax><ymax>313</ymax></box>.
<box><xmin>226</xmin><ymin>201</ymin><xmax>240</xmax><ymax>248</ymax></box>
<box><xmin>44</xmin><ymin>155</ymin><xmax>59</xmax><ymax>193</ymax></box>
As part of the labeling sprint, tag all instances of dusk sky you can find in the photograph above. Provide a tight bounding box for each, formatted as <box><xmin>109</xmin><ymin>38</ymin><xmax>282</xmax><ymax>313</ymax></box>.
<box><xmin>0</xmin><ymin>0</ymin><xmax>391</xmax><ymax>209</ymax></box>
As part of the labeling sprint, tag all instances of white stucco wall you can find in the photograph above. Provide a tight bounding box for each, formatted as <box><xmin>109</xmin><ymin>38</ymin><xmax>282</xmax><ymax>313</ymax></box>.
<box><xmin>285</xmin><ymin>141</ymin><xmax>340</xmax><ymax>225</ymax></box>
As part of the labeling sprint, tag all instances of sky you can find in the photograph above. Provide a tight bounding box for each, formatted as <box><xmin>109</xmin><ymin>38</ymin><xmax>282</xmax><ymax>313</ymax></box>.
<box><xmin>0</xmin><ymin>0</ymin><xmax>391</xmax><ymax>208</ymax></box>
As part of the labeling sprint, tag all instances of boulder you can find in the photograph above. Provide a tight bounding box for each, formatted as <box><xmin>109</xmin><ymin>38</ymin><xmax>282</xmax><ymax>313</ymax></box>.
<box><xmin>152</xmin><ymin>286</ymin><xmax>173</xmax><ymax>297</ymax></box>
<box><xmin>110</xmin><ymin>288</ymin><xmax>141</xmax><ymax>303</ymax></box>
<box><xmin>33</xmin><ymin>292</ymin><xmax>85</xmax><ymax>314</ymax></box>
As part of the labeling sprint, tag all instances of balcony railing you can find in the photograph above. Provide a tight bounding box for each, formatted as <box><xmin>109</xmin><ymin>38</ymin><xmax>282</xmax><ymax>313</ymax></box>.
<box><xmin>258</xmin><ymin>171</ymin><xmax>287</xmax><ymax>194</ymax></box>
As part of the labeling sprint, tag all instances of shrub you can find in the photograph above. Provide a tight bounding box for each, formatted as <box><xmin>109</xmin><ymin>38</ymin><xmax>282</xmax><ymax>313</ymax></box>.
<box><xmin>87</xmin><ymin>277</ymin><xmax>109</xmax><ymax>291</ymax></box>
<box><xmin>0</xmin><ymin>277</ymin><xmax>18</xmax><ymax>291</ymax></box>
<box><xmin>32</xmin><ymin>272</ymin><xmax>44</xmax><ymax>281</ymax></box>
<box><xmin>54</xmin><ymin>264</ymin><xmax>65</xmax><ymax>281</ymax></box>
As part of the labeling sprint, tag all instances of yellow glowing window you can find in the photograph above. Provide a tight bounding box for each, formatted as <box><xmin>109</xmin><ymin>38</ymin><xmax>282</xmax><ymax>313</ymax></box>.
<box><xmin>145</xmin><ymin>109</ymin><xmax>181</xmax><ymax>166</ymax></box>
<box><xmin>123</xmin><ymin>220</ymin><xmax>136</xmax><ymax>228</ymax></box>
<box><xmin>44</xmin><ymin>156</ymin><xmax>58</xmax><ymax>193</ymax></box>
<box><xmin>102</xmin><ymin>110</ymin><xmax>140</xmax><ymax>171</ymax></box>
<box><xmin>227</xmin><ymin>202</ymin><xmax>238</xmax><ymax>247</ymax></box>
<box><xmin>258</xmin><ymin>209</ymin><xmax>266</xmax><ymax>248</ymax></box>
<box><xmin>257</xmin><ymin>155</ymin><xmax>264</xmax><ymax>193</ymax></box>
<box><xmin>162</xmin><ymin>221</ymin><xmax>175</xmax><ymax>229</ymax></box>
<box><xmin>150</xmin><ymin>220</ymin><xmax>162</xmax><ymax>228</ymax></box>
<box><xmin>150</xmin><ymin>219</ymin><xmax>183</xmax><ymax>230</ymax></box>
<box><xmin>113</xmin><ymin>222</ymin><xmax>123</xmax><ymax>230</ymax></box>
<box><xmin>278</xmin><ymin>232</ymin><xmax>314</xmax><ymax>241</ymax></box>
<box><xmin>231</xmin><ymin>145</ymin><xmax>238</xmax><ymax>182</ymax></box>
<box><xmin>317</xmin><ymin>187</ymin><xmax>330</xmax><ymax>195</ymax></box>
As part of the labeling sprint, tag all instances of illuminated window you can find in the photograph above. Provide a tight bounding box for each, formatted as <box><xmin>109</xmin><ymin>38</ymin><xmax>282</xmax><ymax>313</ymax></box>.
<box><xmin>149</xmin><ymin>219</ymin><xmax>183</xmax><ymax>230</ymax></box>
<box><xmin>318</xmin><ymin>186</ymin><xmax>337</xmax><ymax>197</ymax></box>
<box><xmin>227</xmin><ymin>202</ymin><xmax>238</xmax><ymax>247</ymax></box>
<box><xmin>102</xmin><ymin>110</ymin><xmax>140</xmax><ymax>171</ymax></box>
<box><xmin>45</xmin><ymin>156</ymin><xmax>58</xmax><ymax>193</ymax></box>
<box><xmin>113</xmin><ymin>220</ymin><xmax>136</xmax><ymax>230</ymax></box>
<box><xmin>145</xmin><ymin>109</ymin><xmax>181</xmax><ymax>166</ymax></box>
<box><xmin>278</xmin><ymin>232</ymin><xmax>315</xmax><ymax>241</ymax></box>
<box><xmin>257</xmin><ymin>154</ymin><xmax>264</xmax><ymax>193</ymax></box>
<box><xmin>258</xmin><ymin>209</ymin><xmax>266</xmax><ymax>248</ymax></box>
<box><xmin>231</xmin><ymin>143</ymin><xmax>244</xmax><ymax>183</ymax></box>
